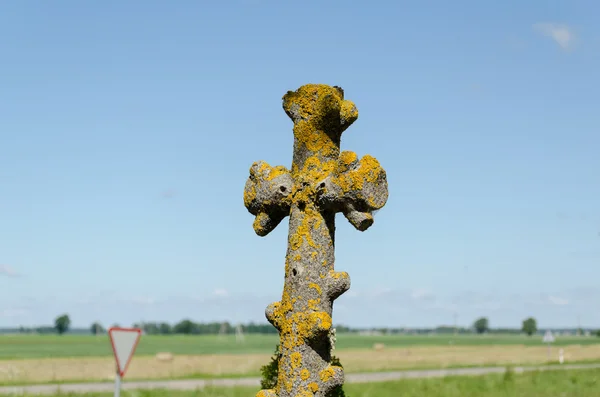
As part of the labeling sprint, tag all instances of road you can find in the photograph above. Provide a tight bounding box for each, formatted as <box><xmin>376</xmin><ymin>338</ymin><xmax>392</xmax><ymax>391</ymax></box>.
<box><xmin>1</xmin><ymin>363</ymin><xmax>599</xmax><ymax>395</ymax></box>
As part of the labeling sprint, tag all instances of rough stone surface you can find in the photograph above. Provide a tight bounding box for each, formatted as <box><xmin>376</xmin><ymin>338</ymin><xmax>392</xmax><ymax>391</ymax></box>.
<box><xmin>244</xmin><ymin>84</ymin><xmax>389</xmax><ymax>397</ymax></box>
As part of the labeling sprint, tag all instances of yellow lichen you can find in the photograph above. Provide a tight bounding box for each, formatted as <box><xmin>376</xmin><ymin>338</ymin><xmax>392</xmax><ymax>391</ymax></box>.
<box><xmin>282</xmin><ymin>84</ymin><xmax>352</xmax><ymax>163</ymax></box>
<box><xmin>288</xmin><ymin>211</ymin><xmax>318</xmax><ymax>250</ymax></box>
<box><xmin>308</xmin><ymin>283</ymin><xmax>322</xmax><ymax>294</ymax></box>
<box><xmin>282</xmin><ymin>377</ymin><xmax>292</xmax><ymax>392</ymax></box>
<box><xmin>267</xmin><ymin>165</ymin><xmax>289</xmax><ymax>181</ymax></box>
<box><xmin>289</xmin><ymin>233</ymin><xmax>303</xmax><ymax>251</ymax></box>
<box><xmin>304</xmin><ymin>129</ymin><xmax>333</xmax><ymax>152</ymax></box>
<box><xmin>313</xmin><ymin>213</ymin><xmax>322</xmax><ymax>230</ymax></box>
<box><xmin>334</xmin><ymin>155</ymin><xmax>384</xmax><ymax>197</ymax></box>
<box><xmin>265</xmin><ymin>85</ymin><xmax>370</xmax><ymax>396</ymax></box>
<box><xmin>319</xmin><ymin>311</ymin><xmax>332</xmax><ymax>329</ymax></box>
<box><xmin>337</xmin><ymin>151</ymin><xmax>357</xmax><ymax>173</ymax></box>
<box><xmin>295</xmin><ymin>157</ymin><xmax>337</xmax><ymax>182</ymax></box>
<box><xmin>340</xmin><ymin>100</ymin><xmax>358</xmax><ymax>126</ymax></box>
<box><xmin>257</xmin><ymin>162</ymin><xmax>270</xmax><ymax>174</ymax></box>
<box><xmin>256</xmin><ymin>390</ymin><xmax>277</xmax><ymax>397</ymax></box>
<box><xmin>291</xmin><ymin>352</ymin><xmax>302</xmax><ymax>370</ymax></box>
<box><xmin>330</xmin><ymin>270</ymin><xmax>348</xmax><ymax>279</ymax></box>
<box><xmin>320</xmin><ymin>367</ymin><xmax>335</xmax><ymax>382</ymax></box>
<box><xmin>300</xmin><ymin>369</ymin><xmax>310</xmax><ymax>380</ymax></box>
<box><xmin>253</xmin><ymin>212</ymin><xmax>271</xmax><ymax>235</ymax></box>
<box><xmin>243</xmin><ymin>185</ymin><xmax>257</xmax><ymax>207</ymax></box>
<box><xmin>367</xmin><ymin>194</ymin><xmax>379</xmax><ymax>208</ymax></box>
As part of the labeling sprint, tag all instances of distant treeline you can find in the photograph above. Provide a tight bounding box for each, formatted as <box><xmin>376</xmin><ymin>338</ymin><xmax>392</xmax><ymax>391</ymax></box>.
<box><xmin>2</xmin><ymin>322</ymin><xmax>588</xmax><ymax>336</ymax></box>
<box><xmin>134</xmin><ymin>321</ymin><xmax>279</xmax><ymax>335</ymax></box>
<box><xmin>128</xmin><ymin>321</ymin><xmax>357</xmax><ymax>335</ymax></box>
<box><xmin>117</xmin><ymin>323</ymin><xmax>535</xmax><ymax>336</ymax></box>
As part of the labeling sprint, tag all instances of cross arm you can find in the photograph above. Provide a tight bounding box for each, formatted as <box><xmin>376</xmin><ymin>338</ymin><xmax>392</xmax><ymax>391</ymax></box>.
<box><xmin>244</xmin><ymin>161</ymin><xmax>293</xmax><ymax>236</ymax></box>
<box><xmin>317</xmin><ymin>151</ymin><xmax>388</xmax><ymax>231</ymax></box>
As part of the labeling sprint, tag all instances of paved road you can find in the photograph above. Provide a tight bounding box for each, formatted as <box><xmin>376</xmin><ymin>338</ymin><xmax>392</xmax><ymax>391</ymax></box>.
<box><xmin>1</xmin><ymin>363</ymin><xmax>600</xmax><ymax>395</ymax></box>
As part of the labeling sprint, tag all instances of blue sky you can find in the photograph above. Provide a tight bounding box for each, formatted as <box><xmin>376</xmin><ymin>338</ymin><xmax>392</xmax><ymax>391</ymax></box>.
<box><xmin>1</xmin><ymin>0</ymin><xmax>598</xmax><ymax>329</ymax></box>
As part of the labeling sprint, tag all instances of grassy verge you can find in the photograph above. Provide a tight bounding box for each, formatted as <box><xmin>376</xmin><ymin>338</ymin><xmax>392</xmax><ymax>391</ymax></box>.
<box><xmin>2</xmin><ymin>367</ymin><xmax>600</xmax><ymax>397</ymax></box>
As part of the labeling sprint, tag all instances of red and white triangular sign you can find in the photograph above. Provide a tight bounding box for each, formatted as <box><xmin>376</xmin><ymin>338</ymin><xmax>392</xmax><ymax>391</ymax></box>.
<box><xmin>108</xmin><ymin>327</ymin><xmax>142</xmax><ymax>377</ymax></box>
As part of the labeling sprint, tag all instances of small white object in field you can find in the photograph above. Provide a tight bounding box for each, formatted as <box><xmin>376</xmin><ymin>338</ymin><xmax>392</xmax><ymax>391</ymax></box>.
<box><xmin>559</xmin><ymin>348</ymin><xmax>564</xmax><ymax>364</ymax></box>
<box><xmin>373</xmin><ymin>343</ymin><xmax>385</xmax><ymax>351</ymax></box>
<box><xmin>236</xmin><ymin>324</ymin><xmax>245</xmax><ymax>343</ymax></box>
<box><xmin>155</xmin><ymin>352</ymin><xmax>174</xmax><ymax>362</ymax></box>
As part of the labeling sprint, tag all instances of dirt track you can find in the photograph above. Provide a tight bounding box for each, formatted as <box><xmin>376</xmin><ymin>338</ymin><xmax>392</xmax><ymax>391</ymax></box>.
<box><xmin>1</xmin><ymin>363</ymin><xmax>599</xmax><ymax>395</ymax></box>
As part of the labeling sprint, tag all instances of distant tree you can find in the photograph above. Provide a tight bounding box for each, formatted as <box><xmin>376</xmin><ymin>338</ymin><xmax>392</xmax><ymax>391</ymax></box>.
<box><xmin>244</xmin><ymin>322</ymin><xmax>278</xmax><ymax>334</ymax></box>
<box><xmin>143</xmin><ymin>322</ymin><xmax>160</xmax><ymax>335</ymax></box>
<box><xmin>335</xmin><ymin>324</ymin><xmax>354</xmax><ymax>333</ymax></box>
<box><xmin>521</xmin><ymin>317</ymin><xmax>537</xmax><ymax>336</ymax></box>
<box><xmin>473</xmin><ymin>317</ymin><xmax>489</xmax><ymax>334</ymax></box>
<box><xmin>133</xmin><ymin>322</ymin><xmax>157</xmax><ymax>334</ymax></box>
<box><xmin>174</xmin><ymin>319</ymin><xmax>196</xmax><ymax>334</ymax></box>
<box><xmin>90</xmin><ymin>322</ymin><xmax>105</xmax><ymax>335</ymax></box>
<box><xmin>54</xmin><ymin>314</ymin><xmax>71</xmax><ymax>335</ymax></box>
<box><xmin>159</xmin><ymin>322</ymin><xmax>172</xmax><ymax>335</ymax></box>
<box><xmin>36</xmin><ymin>326</ymin><xmax>56</xmax><ymax>334</ymax></box>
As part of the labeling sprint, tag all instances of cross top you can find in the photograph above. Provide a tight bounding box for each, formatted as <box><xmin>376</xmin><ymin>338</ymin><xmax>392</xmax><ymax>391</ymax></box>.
<box><xmin>245</xmin><ymin>84</ymin><xmax>388</xmax><ymax>236</ymax></box>
<box><xmin>244</xmin><ymin>84</ymin><xmax>388</xmax><ymax>397</ymax></box>
<box><xmin>283</xmin><ymin>85</ymin><xmax>357</xmax><ymax>164</ymax></box>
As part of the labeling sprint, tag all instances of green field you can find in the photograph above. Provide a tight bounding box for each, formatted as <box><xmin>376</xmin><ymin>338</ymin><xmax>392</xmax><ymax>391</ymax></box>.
<box><xmin>2</xmin><ymin>368</ymin><xmax>599</xmax><ymax>397</ymax></box>
<box><xmin>2</xmin><ymin>333</ymin><xmax>597</xmax><ymax>360</ymax></box>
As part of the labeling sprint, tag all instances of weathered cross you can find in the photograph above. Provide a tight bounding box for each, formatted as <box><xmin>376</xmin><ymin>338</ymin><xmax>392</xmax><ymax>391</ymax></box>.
<box><xmin>244</xmin><ymin>84</ymin><xmax>388</xmax><ymax>397</ymax></box>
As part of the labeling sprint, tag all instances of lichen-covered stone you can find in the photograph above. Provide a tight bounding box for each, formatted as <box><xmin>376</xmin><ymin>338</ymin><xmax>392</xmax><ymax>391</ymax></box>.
<box><xmin>244</xmin><ymin>84</ymin><xmax>388</xmax><ymax>397</ymax></box>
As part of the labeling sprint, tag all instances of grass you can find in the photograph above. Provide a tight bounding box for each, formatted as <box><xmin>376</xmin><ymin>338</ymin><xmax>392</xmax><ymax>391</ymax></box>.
<box><xmin>1</xmin><ymin>333</ymin><xmax>598</xmax><ymax>360</ymax></box>
<box><xmin>2</xmin><ymin>367</ymin><xmax>600</xmax><ymax>397</ymax></box>
<box><xmin>2</xmin><ymin>343</ymin><xmax>600</xmax><ymax>386</ymax></box>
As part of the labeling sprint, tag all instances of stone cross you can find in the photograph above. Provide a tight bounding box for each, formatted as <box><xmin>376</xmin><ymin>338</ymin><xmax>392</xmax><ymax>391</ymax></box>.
<box><xmin>244</xmin><ymin>84</ymin><xmax>388</xmax><ymax>397</ymax></box>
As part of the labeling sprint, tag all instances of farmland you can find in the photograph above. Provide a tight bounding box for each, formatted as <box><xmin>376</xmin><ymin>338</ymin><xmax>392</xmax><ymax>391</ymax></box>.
<box><xmin>1</xmin><ymin>333</ymin><xmax>600</xmax><ymax>386</ymax></box>
<box><xmin>1</xmin><ymin>333</ymin><xmax>599</xmax><ymax>360</ymax></box>
<box><xmin>2</xmin><ymin>367</ymin><xmax>600</xmax><ymax>397</ymax></box>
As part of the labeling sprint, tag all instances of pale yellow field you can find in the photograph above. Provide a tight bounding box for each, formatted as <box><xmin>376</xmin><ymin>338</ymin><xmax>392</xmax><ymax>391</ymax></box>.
<box><xmin>1</xmin><ymin>344</ymin><xmax>599</xmax><ymax>385</ymax></box>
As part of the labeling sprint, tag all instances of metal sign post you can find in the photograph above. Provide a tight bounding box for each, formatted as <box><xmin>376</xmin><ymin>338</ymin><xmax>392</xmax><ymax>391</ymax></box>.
<box><xmin>542</xmin><ymin>330</ymin><xmax>555</xmax><ymax>360</ymax></box>
<box><xmin>114</xmin><ymin>365</ymin><xmax>122</xmax><ymax>397</ymax></box>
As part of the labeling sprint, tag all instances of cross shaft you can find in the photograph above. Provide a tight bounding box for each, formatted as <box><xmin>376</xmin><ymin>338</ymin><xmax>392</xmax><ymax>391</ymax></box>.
<box><xmin>244</xmin><ymin>84</ymin><xmax>388</xmax><ymax>397</ymax></box>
